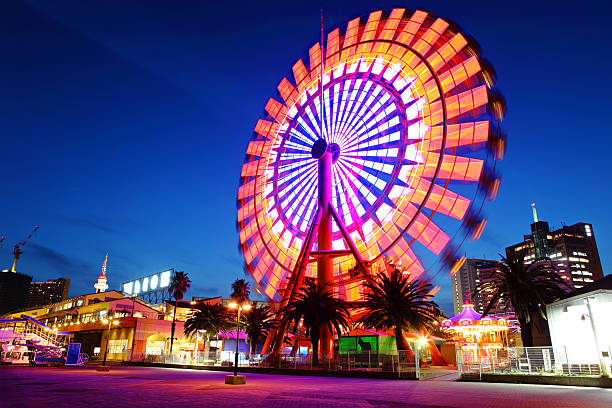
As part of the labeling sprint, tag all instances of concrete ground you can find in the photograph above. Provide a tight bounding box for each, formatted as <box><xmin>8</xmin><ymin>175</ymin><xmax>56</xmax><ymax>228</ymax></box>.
<box><xmin>1</xmin><ymin>365</ymin><xmax>611</xmax><ymax>408</ymax></box>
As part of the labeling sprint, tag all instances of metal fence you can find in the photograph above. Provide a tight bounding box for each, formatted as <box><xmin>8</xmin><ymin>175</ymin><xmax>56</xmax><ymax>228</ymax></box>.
<box><xmin>130</xmin><ymin>350</ymin><xmax>419</xmax><ymax>378</ymax></box>
<box><xmin>457</xmin><ymin>346</ymin><xmax>612</xmax><ymax>378</ymax></box>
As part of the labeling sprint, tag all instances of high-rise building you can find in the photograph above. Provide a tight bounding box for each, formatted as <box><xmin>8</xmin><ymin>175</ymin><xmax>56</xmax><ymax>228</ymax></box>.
<box><xmin>451</xmin><ymin>258</ymin><xmax>507</xmax><ymax>315</ymax></box>
<box><xmin>26</xmin><ymin>278</ymin><xmax>70</xmax><ymax>308</ymax></box>
<box><xmin>0</xmin><ymin>270</ymin><xmax>33</xmax><ymax>314</ymax></box>
<box><xmin>505</xmin><ymin>205</ymin><xmax>603</xmax><ymax>289</ymax></box>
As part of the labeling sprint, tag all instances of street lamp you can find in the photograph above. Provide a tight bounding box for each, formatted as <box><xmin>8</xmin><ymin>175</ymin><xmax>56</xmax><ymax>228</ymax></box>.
<box><xmin>225</xmin><ymin>301</ymin><xmax>251</xmax><ymax>384</ymax></box>
<box><xmin>102</xmin><ymin>318</ymin><xmax>120</xmax><ymax>367</ymax></box>
<box><xmin>131</xmin><ymin>293</ymin><xmax>137</xmax><ymax>317</ymax></box>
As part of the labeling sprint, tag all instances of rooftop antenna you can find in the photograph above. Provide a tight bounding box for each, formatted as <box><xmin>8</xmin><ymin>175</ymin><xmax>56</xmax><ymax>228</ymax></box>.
<box><xmin>531</xmin><ymin>202</ymin><xmax>538</xmax><ymax>223</ymax></box>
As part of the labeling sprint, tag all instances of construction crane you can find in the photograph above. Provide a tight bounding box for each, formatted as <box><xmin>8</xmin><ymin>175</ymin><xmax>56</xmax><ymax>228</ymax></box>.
<box><xmin>10</xmin><ymin>226</ymin><xmax>39</xmax><ymax>272</ymax></box>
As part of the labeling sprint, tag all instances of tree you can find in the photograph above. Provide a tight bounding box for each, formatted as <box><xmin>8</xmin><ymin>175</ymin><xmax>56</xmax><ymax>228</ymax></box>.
<box><xmin>230</xmin><ymin>278</ymin><xmax>250</xmax><ymax>304</ymax></box>
<box><xmin>241</xmin><ymin>305</ymin><xmax>277</xmax><ymax>355</ymax></box>
<box><xmin>184</xmin><ymin>302</ymin><xmax>230</xmax><ymax>360</ymax></box>
<box><xmin>184</xmin><ymin>302</ymin><xmax>230</xmax><ymax>338</ymax></box>
<box><xmin>358</xmin><ymin>267</ymin><xmax>438</xmax><ymax>352</ymax></box>
<box><xmin>168</xmin><ymin>271</ymin><xmax>191</xmax><ymax>354</ymax></box>
<box><xmin>474</xmin><ymin>250</ymin><xmax>569</xmax><ymax>347</ymax></box>
<box><xmin>280</xmin><ymin>279</ymin><xmax>352</xmax><ymax>365</ymax></box>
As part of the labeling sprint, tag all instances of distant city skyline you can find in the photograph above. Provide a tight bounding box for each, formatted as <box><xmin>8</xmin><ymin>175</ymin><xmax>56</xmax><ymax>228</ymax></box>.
<box><xmin>1</xmin><ymin>0</ymin><xmax>611</xmax><ymax>315</ymax></box>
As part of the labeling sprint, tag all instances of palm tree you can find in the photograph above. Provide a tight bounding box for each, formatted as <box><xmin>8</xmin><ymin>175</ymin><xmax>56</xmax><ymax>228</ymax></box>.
<box><xmin>241</xmin><ymin>305</ymin><xmax>277</xmax><ymax>355</ymax></box>
<box><xmin>168</xmin><ymin>271</ymin><xmax>191</xmax><ymax>354</ymax></box>
<box><xmin>184</xmin><ymin>302</ymin><xmax>230</xmax><ymax>360</ymax></box>
<box><xmin>474</xmin><ymin>250</ymin><xmax>569</xmax><ymax>347</ymax></box>
<box><xmin>230</xmin><ymin>278</ymin><xmax>250</xmax><ymax>304</ymax></box>
<box><xmin>281</xmin><ymin>279</ymin><xmax>352</xmax><ymax>365</ymax></box>
<box><xmin>358</xmin><ymin>267</ymin><xmax>438</xmax><ymax>352</ymax></box>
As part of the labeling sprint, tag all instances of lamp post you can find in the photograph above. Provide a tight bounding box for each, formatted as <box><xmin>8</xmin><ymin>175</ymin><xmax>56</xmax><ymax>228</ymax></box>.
<box><xmin>225</xmin><ymin>301</ymin><xmax>251</xmax><ymax>384</ymax></box>
<box><xmin>131</xmin><ymin>293</ymin><xmax>137</xmax><ymax>317</ymax></box>
<box><xmin>584</xmin><ymin>296</ymin><xmax>608</xmax><ymax>376</ymax></box>
<box><xmin>98</xmin><ymin>318</ymin><xmax>119</xmax><ymax>372</ymax></box>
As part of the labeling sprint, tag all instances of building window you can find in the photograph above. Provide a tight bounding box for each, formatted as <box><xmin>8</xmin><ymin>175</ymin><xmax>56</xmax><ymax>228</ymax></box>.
<box><xmin>108</xmin><ymin>339</ymin><xmax>128</xmax><ymax>354</ymax></box>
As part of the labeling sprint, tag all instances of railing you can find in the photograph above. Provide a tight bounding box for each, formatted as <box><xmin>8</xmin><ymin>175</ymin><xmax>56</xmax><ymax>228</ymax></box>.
<box><xmin>457</xmin><ymin>346</ymin><xmax>612</xmax><ymax>378</ymax></box>
<box><xmin>2</xmin><ymin>316</ymin><xmax>71</xmax><ymax>350</ymax></box>
<box><xmin>130</xmin><ymin>350</ymin><xmax>420</xmax><ymax>378</ymax></box>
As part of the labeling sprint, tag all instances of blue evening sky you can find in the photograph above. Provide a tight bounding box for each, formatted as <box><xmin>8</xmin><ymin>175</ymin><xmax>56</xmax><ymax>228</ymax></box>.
<box><xmin>1</xmin><ymin>0</ymin><xmax>610</xmax><ymax>314</ymax></box>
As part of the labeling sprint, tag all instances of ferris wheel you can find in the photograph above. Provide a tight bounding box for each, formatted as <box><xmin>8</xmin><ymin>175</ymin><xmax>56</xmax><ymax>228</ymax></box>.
<box><xmin>237</xmin><ymin>8</ymin><xmax>504</xmax><ymax>307</ymax></box>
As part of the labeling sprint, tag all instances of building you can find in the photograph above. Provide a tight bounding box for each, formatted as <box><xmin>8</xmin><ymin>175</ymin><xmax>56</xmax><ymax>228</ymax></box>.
<box><xmin>94</xmin><ymin>254</ymin><xmax>109</xmax><ymax>293</ymax></box>
<box><xmin>505</xmin><ymin>205</ymin><xmax>603</xmax><ymax>289</ymax></box>
<box><xmin>27</xmin><ymin>278</ymin><xmax>70</xmax><ymax>308</ymax></box>
<box><xmin>451</xmin><ymin>258</ymin><xmax>505</xmax><ymax>315</ymax></box>
<box><xmin>0</xmin><ymin>270</ymin><xmax>32</xmax><ymax>314</ymax></box>
<box><xmin>546</xmin><ymin>274</ymin><xmax>612</xmax><ymax>376</ymax></box>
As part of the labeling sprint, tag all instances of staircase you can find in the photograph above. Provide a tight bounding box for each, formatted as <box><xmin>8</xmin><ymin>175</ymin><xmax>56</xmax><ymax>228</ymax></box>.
<box><xmin>1</xmin><ymin>315</ymin><xmax>71</xmax><ymax>361</ymax></box>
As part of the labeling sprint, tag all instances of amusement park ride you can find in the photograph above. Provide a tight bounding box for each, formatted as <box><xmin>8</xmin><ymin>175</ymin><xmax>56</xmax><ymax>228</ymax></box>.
<box><xmin>237</xmin><ymin>8</ymin><xmax>505</xmax><ymax>358</ymax></box>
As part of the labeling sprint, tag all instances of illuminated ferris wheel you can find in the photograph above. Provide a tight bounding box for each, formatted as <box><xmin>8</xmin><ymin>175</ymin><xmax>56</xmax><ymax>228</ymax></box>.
<box><xmin>237</xmin><ymin>8</ymin><xmax>504</xmax><ymax>306</ymax></box>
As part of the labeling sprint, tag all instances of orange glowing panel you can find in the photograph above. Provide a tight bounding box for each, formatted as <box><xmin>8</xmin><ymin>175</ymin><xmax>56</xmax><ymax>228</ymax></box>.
<box><xmin>237</xmin><ymin>199</ymin><xmax>255</xmax><ymax>223</ymax></box>
<box><xmin>277</xmin><ymin>77</ymin><xmax>298</xmax><ymax>107</ymax></box>
<box><xmin>254</xmin><ymin>119</ymin><xmax>279</xmax><ymax>139</ymax></box>
<box><xmin>445</xmin><ymin>85</ymin><xmax>488</xmax><ymax>120</ymax></box>
<box><xmin>238</xmin><ymin>179</ymin><xmax>256</xmax><ymax>200</ymax></box>
<box><xmin>395</xmin><ymin>10</ymin><xmax>427</xmax><ymax>46</ymax></box>
<box><xmin>410</xmin><ymin>177</ymin><xmax>471</xmax><ymax>220</ymax></box>
<box><xmin>412</xmin><ymin>18</ymin><xmax>449</xmax><ymax>56</ymax></box>
<box><xmin>420</xmin><ymin>121</ymin><xmax>489</xmax><ymax>152</ymax></box>
<box><xmin>246</xmin><ymin>140</ymin><xmax>274</xmax><ymax>158</ymax></box>
<box><xmin>309</xmin><ymin>42</ymin><xmax>322</xmax><ymax>82</ymax></box>
<box><xmin>265</xmin><ymin>98</ymin><xmax>288</xmax><ymax>122</ymax></box>
<box><xmin>407</xmin><ymin>211</ymin><xmax>450</xmax><ymax>255</ymax></box>
<box><xmin>239</xmin><ymin>218</ymin><xmax>258</xmax><ymax>244</ymax></box>
<box><xmin>427</xmin><ymin>33</ymin><xmax>468</xmax><ymax>73</ymax></box>
<box><xmin>241</xmin><ymin>160</ymin><xmax>263</xmax><ymax>178</ymax></box>
<box><xmin>292</xmin><ymin>59</ymin><xmax>309</xmax><ymax>91</ymax></box>
<box><xmin>359</xmin><ymin>11</ymin><xmax>382</xmax><ymax>43</ymax></box>
<box><xmin>326</xmin><ymin>28</ymin><xmax>340</xmax><ymax>58</ymax></box>
<box><xmin>416</xmin><ymin>154</ymin><xmax>484</xmax><ymax>182</ymax></box>
<box><xmin>343</xmin><ymin>17</ymin><xmax>361</xmax><ymax>49</ymax></box>
<box><xmin>378</xmin><ymin>8</ymin><xmax>405</xmax><ymax>41</ymax></box>
<box><xmin>437</xmin><ymin>55</ymin><xmax>481</xmax><ymax>94</ymax></box>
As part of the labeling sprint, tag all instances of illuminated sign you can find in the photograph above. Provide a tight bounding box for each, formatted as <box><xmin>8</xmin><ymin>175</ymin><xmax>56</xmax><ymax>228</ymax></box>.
<box><xmin>122</xmin><ymin>269</ymin><xmax>173</xmax><ymax>297</ymax></box>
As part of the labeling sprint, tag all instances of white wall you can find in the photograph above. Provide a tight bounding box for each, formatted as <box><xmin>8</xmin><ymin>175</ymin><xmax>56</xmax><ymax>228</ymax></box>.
<box><xmin>547</xmin><ymin>291</ymin><xmax>612</xmax><ymax>367</ymax></box>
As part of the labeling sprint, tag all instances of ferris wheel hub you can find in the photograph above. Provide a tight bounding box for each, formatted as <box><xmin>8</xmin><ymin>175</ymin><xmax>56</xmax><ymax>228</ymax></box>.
<box><xmin>311</xmin><ymin>138</ymin><xmax>327</xmax><ymax>159</ymax></box>
<box><xmin>311</xmin><ymin>138</ymin><xmax>340</xmax><ymax>162</ymax></box>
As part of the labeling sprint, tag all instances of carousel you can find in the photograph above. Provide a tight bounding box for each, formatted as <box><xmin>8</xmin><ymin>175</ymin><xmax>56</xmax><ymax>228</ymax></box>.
<box><xmin>441</xmin><ymin>302</ymin><xmax>509</xmax><ymax>362</ymax></box>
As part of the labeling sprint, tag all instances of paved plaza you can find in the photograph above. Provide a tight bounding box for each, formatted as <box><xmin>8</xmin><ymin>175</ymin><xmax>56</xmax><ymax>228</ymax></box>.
<box><xmin>1</xmin><ymin>365</ymin><xmax>611</xmax><ymax>408</ymax></box>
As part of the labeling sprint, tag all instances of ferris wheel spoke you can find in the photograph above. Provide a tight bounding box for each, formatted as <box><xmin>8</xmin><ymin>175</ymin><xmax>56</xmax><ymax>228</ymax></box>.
<box><xmin>297</xmin><ymin>112</ymin><xmax>320</xmax><ymax>141</ymax></box>
<box><xmin>277</xmin><ymin>165</ymin><xmax>317</xmax><ymax>201</ymax></box>
<box><xmin>288</xmin><ymin>126</ymin><xmax>317</xmax><ymax>146</ymax></box>
<box><xmin>337</xmin><ymin>80</ymin><xmax>367</xmax><ymax>135</ymax></box>
<box><xmin>344</xmin><ymin>86</ymin><xmax>387</xmax><ymax>133</ymax></box>
<box><xmin>281</xmin><ymin>170</ymin><xmax>317</xmax><ymax>213</ymax></box>
<box><xmin>291</xmin><ymin>182</ymin><xmax>317</xmax><ymax>231</ymax></box>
